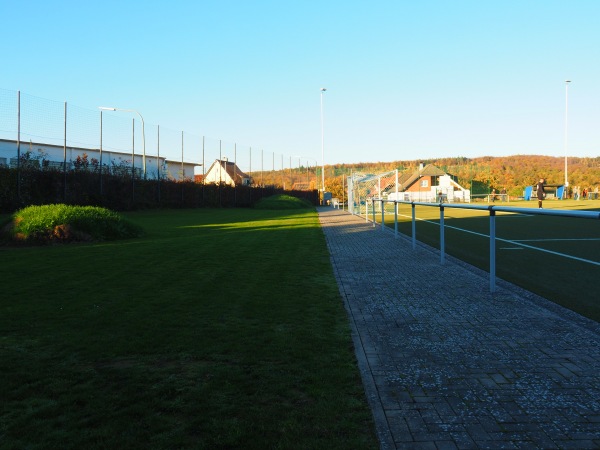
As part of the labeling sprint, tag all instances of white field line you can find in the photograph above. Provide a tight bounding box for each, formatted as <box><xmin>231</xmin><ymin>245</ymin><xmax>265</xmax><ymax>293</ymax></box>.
<box><xmin>394</xmin><ymin>213</ymin><xmax>600</xmax><ymax>267</ymax></box>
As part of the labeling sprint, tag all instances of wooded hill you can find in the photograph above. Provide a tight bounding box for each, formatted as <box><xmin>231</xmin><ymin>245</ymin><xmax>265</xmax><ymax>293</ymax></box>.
<box><xmin>249</xmin><ymin>155</ymin><xmax>600</xmax><ymax>200</ymax></box>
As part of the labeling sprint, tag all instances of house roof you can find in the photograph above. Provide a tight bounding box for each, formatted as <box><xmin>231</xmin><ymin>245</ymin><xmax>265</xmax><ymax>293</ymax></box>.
<box><xmin>397</xmin><ymin>164</ymin><xmax>450</xmax><ymax>191</ymax></box>
<box><xmin>207</xmin><ymin>159</ymin><xmax>250</xmax><ymax>182</ymax></box>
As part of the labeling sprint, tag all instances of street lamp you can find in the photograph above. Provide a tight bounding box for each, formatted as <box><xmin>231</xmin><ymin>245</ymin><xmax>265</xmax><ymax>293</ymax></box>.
<box><xmin>99</xmin><ymin>106</ymin><xmax>146</xmax><ymax>178</ymax></box>
<box><xmin>320</xmin><ymin>88</ymin><xmax>326</xmax><ymax>204</ymax></box>
<box><xmin>564</xmin><ymin>80</ymin><xmax>571</xmax><ymax>198</ymax></box>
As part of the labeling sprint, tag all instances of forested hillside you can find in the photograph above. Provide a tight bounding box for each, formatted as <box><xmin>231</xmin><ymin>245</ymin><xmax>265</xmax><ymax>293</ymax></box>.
<box><xmin>250</xmin><ymin>155</ymin><xmax>600</xmax><ymax>200</ymax></box>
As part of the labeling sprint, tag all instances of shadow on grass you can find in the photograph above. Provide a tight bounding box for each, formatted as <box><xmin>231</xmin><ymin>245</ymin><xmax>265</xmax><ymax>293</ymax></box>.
<box><xmin>0</xmin><ymin>207</ymin><xmax>378</xmax><ymax>450</ymax></box>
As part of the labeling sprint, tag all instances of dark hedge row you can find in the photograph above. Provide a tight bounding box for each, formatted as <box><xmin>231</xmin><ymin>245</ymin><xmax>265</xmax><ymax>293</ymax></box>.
<box><xmin>0</xmin><ymin>167</ymin><xmax>319</xmax><ymax>213</ymax></box>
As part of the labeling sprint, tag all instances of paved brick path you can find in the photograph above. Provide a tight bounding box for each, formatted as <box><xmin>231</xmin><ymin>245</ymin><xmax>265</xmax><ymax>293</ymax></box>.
<box><xmin>318</xmin><ymin>207</ymin><xmax>600</xmax><ymax>450</ymax></box>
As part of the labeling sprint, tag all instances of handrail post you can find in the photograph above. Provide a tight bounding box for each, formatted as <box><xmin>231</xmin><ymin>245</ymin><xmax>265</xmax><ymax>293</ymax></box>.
<box><xmin>372</xmin><ymin>199</ymin><xmax>376</xmax><ymax>227</ymax></box>
<box><xmin>394</xmin><ymin>200</ymin><xmax>398</xmax><ymax>238</ymax></box>
<box><xmin>381</xmin><ymin>199</ymin><xmax>385</xmax><ymax>230</ymax></box>
<box><xmin>411</xmin><ymin>203</ymin><xmax>416</xmax><ymax>249</ymax></box>
<box><xmin>440</xmin><ymin>204</ymin><xmax>445</xmax><ymax>265</ymax></box>
<box><xmin>489</xmin><ymin>208</ymin><xmax>496</xmax><ymax>293</ymax></box>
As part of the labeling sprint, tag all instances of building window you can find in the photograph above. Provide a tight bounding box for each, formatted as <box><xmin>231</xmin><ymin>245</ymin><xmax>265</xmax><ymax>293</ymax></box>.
<box><xmin>420</xmin><ymin>179</ymin><xmax>428</xmax><ymax>188</ymax></box>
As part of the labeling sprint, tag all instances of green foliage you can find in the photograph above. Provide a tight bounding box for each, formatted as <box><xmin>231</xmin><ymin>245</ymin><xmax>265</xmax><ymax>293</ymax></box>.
<box><xmin>6</xmin><ymin>204</ymin><xmax>143</xmax><ymax>243</ymax></box>
<box><xmin>254</xmin><ymin>194</ymin><xmax>314</xmax><ymax>210</ymax></box>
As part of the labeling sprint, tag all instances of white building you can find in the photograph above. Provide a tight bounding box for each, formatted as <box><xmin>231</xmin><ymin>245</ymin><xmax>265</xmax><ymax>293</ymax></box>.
<box><xmin>0</xmin><ymin>139</ymin><xmax>200</xmax><ymax>180</ymax></box>
<box><xmin>203</xmin><ymin>159</ymin><xmax>251</xmax><ymax>186</ymax></box>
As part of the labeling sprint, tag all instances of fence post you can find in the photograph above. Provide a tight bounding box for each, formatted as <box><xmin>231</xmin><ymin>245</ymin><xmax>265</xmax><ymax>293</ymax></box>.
<box><xmin>381</xmin><ymin>199</ymin><xmax>385</xmax><ymax>230</ymax></box>
<box><xmin>131</xmin><ymin>118</ymin><xmax>135</xmax><ymax>204</ymax></box>
<box><xmin>17</xmin><ymin>91</ymin><xmax>21</xmax><ymax>202</ymax></box>
<box><xmin>63</xmin><ymin>101</ymin><xmax>67</xmax><ymax>201</ymax></box>
<box><xmin>372</xmin><ymin>199</ymin><xmax>376</xmax><ymax>227</ymax></box>
<box><xmin>440</xmin><ymin>204</ymin><xmax>445</xmax><ymax>265</ymax></box>
<box><xmin>489</xmin><ymin>209</ymin><xmax>496</xmax><ymax>293</ymax></box>
<box><xmin>99</xmin><ymin>110</ymin><xmax>104</xmax><ymax>196</ymax></box>
<box><xmin>394</xmin><ymin>201</ymin><xmax>398</xmax><ymax>238</ymax></box>
<box><xmin>411</xmin><ymin>203</ymin><xmax>416</xmax><ymax>249</ymax></box>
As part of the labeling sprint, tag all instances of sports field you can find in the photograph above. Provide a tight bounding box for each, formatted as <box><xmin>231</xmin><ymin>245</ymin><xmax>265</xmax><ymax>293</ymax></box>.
<box><xmin>378</xmin><ymin>199</ymin><xmax>600</xmax><ymax>322</ymax></box>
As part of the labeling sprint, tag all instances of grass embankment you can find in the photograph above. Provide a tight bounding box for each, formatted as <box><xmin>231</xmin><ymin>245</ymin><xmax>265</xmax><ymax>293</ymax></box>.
<box><xmin>0</xmin><ymin>201</ymin><xmax>377</xmax><ymax>449</ymax></box>
<box><xmin>2</xmin><ymin>204</ymin><xmax>142</xmax><ymax>244</ymax></box>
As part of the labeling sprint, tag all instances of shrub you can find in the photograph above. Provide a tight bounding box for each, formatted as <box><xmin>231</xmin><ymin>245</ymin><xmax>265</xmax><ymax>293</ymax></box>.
<box><xmin>253</xmin><ymin>194</ymin><xmax>314</xmax><ymax>210</ymax></box>
<box><xmin>4</xmin><ymin>204</ymin><xmax>143</xmax><ymax>244</ymax></box>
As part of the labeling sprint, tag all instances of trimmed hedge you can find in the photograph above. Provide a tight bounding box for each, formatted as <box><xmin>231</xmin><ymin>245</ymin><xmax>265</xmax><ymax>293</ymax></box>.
<box><xmin>0</xmin><ymin>167</ymin><xmax>319</xmax><ymax>213</ymax></box>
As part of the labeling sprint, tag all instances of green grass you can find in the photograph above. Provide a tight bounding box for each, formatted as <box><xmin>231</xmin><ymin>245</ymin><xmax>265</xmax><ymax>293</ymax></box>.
<box><xmin>254</xmin><ymin>194</ymin><xmax>314</xmax><ymax>210</ymax></box>
<box><xmin>0</xmin><ymin>208</ymin><xmax>378</xmax><ymax>449</ymax></box>
<box><xmin>379</xmin><ymin>199</ymin><xmax>600</xmax><ymax>322</ymax></box>
<box><xmin>3</xmin><ymin>204</ymin><xmax>143</xmax><ymax>244</ymax></box>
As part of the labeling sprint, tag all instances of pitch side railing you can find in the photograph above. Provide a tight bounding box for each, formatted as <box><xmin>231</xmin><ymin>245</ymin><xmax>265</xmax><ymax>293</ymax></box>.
<box><xmin>363</xmin><ymin>198</ymin><xmax>600</xmax><ymax>293</ymax></box>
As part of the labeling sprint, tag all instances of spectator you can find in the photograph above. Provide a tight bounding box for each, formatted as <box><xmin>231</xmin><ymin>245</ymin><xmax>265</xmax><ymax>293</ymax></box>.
<box><xmin>537</xmin><ymin>178</ymin><xmax>545</xmax><ymax>208</ymax></box>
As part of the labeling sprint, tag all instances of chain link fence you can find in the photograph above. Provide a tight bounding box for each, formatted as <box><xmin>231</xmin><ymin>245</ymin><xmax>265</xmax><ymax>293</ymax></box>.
<box><xmin>349</xmin><ymin>167</ymin><xmax>471</xmax><ymax>216</ymax></box>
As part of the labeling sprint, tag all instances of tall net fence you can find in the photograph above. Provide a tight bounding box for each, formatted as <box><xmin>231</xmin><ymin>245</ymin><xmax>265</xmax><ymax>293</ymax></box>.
<box><xmin>0</xmin><ymin>88</ymin><xmax>320</xmax><ymax>211</ymax></box>
<box><xmin>0</xmin><ymin>88</ymin><xmax>320</xmax><ymax>188</ymax></box>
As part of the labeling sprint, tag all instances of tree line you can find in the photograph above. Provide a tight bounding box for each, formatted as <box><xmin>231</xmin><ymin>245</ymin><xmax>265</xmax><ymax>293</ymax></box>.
<box><xmin>250</xmin><ymin>155</ymin><xmax>600</xmax><ymax>200</ymax></box>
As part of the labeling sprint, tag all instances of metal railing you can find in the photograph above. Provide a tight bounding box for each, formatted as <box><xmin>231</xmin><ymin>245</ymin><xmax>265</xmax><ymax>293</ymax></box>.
<box><xmin>363</xmin><ymin>198</ymin><xmax>600</xmax><ymax>293</ymax></box>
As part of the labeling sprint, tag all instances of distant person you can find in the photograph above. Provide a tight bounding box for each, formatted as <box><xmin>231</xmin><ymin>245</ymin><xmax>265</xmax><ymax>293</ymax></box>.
<box><xmin>500</xmin><ymin>188</ymin><xmax>507</xmax><ymax>202</ymax></box>
<box><xmin>536</xmin><ymin>178</ymin><xmax>545</xmax><ymax>208</ymax></box>
<box><xmin>582</xmin><ymin>188</ymin><xmax>588</xmax><ymax>200</ymax></box>
<box><xmin>491</xmin><ymin>188</ymin><xmax>496</xmax><ymax>202</ymax></box>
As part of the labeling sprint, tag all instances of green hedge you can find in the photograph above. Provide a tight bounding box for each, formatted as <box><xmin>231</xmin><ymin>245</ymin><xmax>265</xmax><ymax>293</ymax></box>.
<box><xmin>0</xmin><ymin>167</ymin><xmax>318</xmax><ymax>213</ymax></box>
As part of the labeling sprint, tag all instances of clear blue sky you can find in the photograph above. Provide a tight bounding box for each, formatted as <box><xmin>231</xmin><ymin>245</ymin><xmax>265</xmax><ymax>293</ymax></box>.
<box><xmin>2</xmin><ymin>0</ymin><xmax>599</xmax><ymax>165</ymax></box>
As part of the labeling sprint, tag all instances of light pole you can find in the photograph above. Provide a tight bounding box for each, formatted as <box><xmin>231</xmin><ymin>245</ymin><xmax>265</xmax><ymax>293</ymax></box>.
<box><xmin>564</xmin><ymin>80</ymin><xmax>571</xmax><ymax>198</ymax></box>
<box><xmin>320</xmin><ymin>88</ymin><xmax>326</xmax><ymax>204</ymax></box>
<box><xmin>99</xmin><ymin>106</ymin><xmax>146</xmax><ymax>178</ymax></box>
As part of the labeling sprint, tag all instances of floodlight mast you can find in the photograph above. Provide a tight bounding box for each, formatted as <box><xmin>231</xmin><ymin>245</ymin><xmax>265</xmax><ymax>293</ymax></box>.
<box><xmin>99</xmin><ymin>106</ymin><xmax>147</xmax><ymax>178</ymax></box>
<box><xmin>320</xmin><ymin>88</ymin><xmax>326</xmax><ymax>204</ymax></box>
<box><xmin>564</xmin><ymin>80</ymin><xmax>571</xmax><ymax>198</ymax></box>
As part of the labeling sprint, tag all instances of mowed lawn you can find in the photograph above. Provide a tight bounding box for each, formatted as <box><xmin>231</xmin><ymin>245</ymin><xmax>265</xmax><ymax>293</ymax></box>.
<box><xmin>0</xmin><ymin>208</ymin><xmax>378</xmax><ymax>449</ymax></box>
<box><xmin>384</xmin><ymin>199</ymin><xmax>600</xmax><ymax>322</ymax></box>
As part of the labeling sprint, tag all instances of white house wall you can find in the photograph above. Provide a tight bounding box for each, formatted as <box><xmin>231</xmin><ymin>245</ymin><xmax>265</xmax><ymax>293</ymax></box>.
<box><xmin>204</xmin><ymin>164</ymin><xmax>234</xmax><ymax>186</ymax></box>
<box><xmin>0</xmin><ymin>139</ymin><xmax>198</xmax><ymax>180</ymax></box>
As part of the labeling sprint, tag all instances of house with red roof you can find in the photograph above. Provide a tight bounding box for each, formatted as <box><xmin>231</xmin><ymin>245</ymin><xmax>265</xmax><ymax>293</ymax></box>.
<box><xmin>203</xmin><ymin>159</ymin><xmax>251</xmax><ymax>186</ymax></box>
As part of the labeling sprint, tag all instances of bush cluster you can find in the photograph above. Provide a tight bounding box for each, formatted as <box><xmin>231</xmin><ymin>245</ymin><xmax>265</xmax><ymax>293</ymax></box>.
<box><xmin>254</xmin><ymin>194</ymin><xmax>314</xmax><ymax>210</ymax></box>
<box><xmin>4</xmin><ymin>204</ymin><xmax>143</xmax><ymax>244</ymax></box>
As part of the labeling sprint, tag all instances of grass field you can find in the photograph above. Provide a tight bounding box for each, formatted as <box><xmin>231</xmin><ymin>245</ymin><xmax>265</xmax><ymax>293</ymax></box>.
<box><xmin>376</xmin><ymin>199</ymin><xmax>600</xmax><ymax>322</ymax></box>
<box><xmin>0</xmin><ymin>207</ymin><xmax>378</xmax><ymax>449</ymax></box>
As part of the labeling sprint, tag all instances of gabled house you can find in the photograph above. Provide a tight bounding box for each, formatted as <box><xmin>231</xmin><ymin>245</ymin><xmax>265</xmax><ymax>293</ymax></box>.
<box><xmin>387</xmin><ymin>163</ymin><xmax>470</xmax><ymax>202</ymax></box>
<box><xmin>203</xmin><ymin>159</ymin><xmax>251</xmax><ymax>186</ymax></box>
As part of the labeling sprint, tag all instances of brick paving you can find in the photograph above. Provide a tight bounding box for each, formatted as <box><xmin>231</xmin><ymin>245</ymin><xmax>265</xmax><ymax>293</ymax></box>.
<box><xmin>318</xmin><ymin>207</ymin><xmax>600</xmax><ymax>450</ymax></box>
